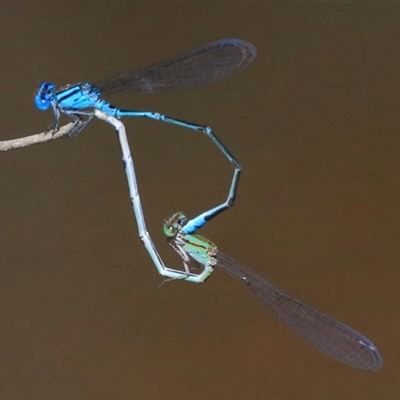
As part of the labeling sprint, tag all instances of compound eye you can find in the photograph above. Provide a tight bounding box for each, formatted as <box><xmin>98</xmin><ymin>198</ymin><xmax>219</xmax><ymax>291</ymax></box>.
<box><xmin>35</xmin><ymin>97</ymin><xmax>51</xmax><ymax>110</ymax></box>
<box><xmin>163</xmin><ymin>222</ymin><xmax>177</xmax><ymax>238</ymax></box>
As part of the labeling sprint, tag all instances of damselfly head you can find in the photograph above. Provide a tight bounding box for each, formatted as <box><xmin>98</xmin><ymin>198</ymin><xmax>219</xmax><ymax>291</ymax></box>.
<box><xmin>163</xmin><ymin>212</ymin><xmax>188</xmax><ymax>238</ymax></box>
<box><xmin>35</xmin><ymin>82</ymin><xmax>56</xmax><ymax>111</ymax></box>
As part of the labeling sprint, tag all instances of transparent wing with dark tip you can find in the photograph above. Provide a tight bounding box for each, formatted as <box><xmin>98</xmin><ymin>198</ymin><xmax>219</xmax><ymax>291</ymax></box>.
<box><xmin>216</xmin><ymin>252</ymin><xmax>382</xmax><ymax>371</ymax></box>
<box><xmin>93</xmin><ymin>39</ymin><xmax>257</xmax><ymax>94</ymax></box>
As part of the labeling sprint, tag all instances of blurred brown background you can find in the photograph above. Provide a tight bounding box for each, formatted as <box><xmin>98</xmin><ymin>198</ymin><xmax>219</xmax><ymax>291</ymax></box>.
<box><xmin>0</xmin><ymin>3</ymin><xmax>398</xmax><ymax>399</ymax></box>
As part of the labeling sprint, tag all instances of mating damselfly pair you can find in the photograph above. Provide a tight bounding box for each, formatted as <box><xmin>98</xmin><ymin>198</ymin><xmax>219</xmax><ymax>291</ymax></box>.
<box><xmin>35</xmin><ymin>39</ymin><xmax>382</xmax><ymax>370</ymax></box>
